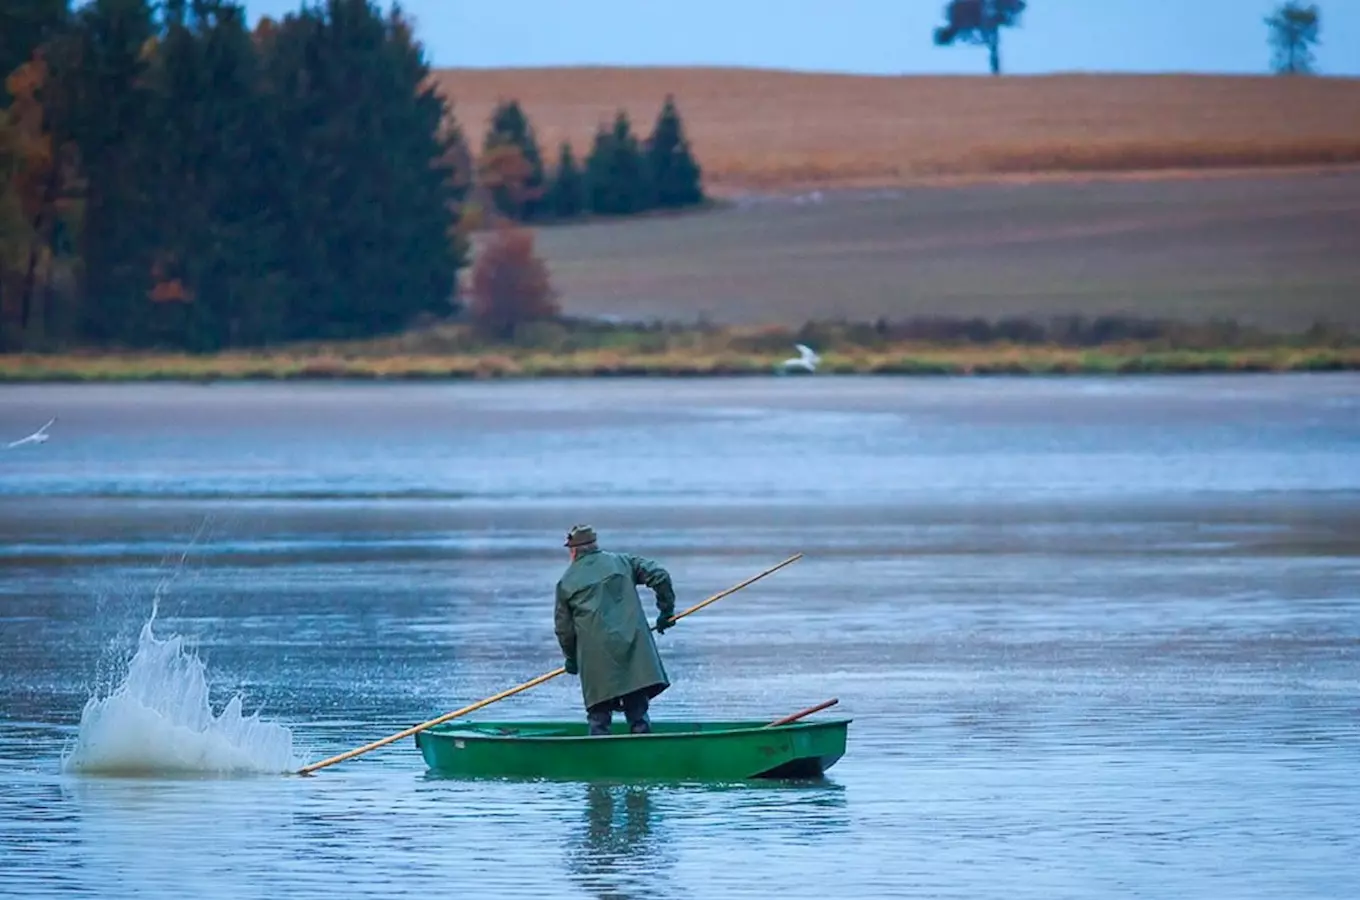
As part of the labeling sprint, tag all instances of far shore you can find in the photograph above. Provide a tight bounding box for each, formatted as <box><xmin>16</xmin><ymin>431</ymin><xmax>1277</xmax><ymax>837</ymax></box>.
<box><xmin>4</xmin><ymin>340</ymin><xmax>1355</xmax><ymax>382</ymax></box>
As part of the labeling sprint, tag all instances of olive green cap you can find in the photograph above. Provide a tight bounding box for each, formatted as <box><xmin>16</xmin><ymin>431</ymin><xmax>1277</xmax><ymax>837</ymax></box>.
<box><xmin>564</xmin><ymin>524</ymin><xmax>597</xmax><ymax>547</ymax></box>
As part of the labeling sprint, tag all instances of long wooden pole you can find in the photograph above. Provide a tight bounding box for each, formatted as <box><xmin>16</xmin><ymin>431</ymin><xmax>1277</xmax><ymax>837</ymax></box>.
<box><xmin>764</xmin><ymin>698</ymin><xmax>838</xmax><ymax>728</ymax></box>
<box><xmin>296</xmin><ymin>552</ymin><xmax>803</xmax><ymax>775</ymax></box>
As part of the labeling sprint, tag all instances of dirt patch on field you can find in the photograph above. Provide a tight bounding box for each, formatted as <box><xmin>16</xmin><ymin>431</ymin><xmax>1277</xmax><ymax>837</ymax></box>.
<box><xmin>527</xmin><ymin>170</ymin><xmax>1360</xmax><ymax>329</ymax></box>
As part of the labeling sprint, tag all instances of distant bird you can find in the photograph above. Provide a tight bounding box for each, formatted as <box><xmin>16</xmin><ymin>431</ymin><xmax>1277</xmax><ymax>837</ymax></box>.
<box><xmin>777</xmin><ymin>344</ymin><xmax>821</xmax><ymax>375</ymax></box>
<box><xmin>6</xmin><ymin>417</ymin><xmax>55</xmax><ymax>448</ymax></box>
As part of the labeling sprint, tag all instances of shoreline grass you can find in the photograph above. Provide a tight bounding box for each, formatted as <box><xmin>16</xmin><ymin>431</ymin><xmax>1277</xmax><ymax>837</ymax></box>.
<box><xmin>4</xmin><ymin>319</ymin><xmax>1357</xmax><ymax>382</ymax></box>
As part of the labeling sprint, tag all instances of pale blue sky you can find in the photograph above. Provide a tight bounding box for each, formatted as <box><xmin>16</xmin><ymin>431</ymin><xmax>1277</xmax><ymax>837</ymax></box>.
<box><xmin>247</xmin><ymin>0</ymin><xmax>1360</xmax><ymax>76</ymax></box>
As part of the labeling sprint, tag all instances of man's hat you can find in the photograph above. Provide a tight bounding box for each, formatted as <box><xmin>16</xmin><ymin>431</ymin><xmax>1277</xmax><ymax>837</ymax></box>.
<box><xmin>564</xmin><ymin>524</ymin><xmax>597</xmax><ymax>548</ymax></box>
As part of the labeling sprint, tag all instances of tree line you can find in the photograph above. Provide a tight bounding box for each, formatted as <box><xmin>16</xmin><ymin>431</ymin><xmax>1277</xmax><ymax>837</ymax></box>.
<box><xmin>0</xmin><ymin>0</ymin><xmax>705</xmax><ymax>353</ymax></box>
<box><xmin>475</xmin><ymin>96</ymin><xmax>704</xmax><ymax>224</ymax></box>
<box><xmin>932</xmin><ymin>1</ymin><xmax>1325</xmax><ymax>76</ymax></box>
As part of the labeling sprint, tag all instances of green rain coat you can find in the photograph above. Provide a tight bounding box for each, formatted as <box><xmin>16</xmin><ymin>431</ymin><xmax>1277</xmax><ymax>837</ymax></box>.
<box><xmin>554</xmin><ymin>547</ymin><xmax>676</xmax><ymax>710</ymax></box>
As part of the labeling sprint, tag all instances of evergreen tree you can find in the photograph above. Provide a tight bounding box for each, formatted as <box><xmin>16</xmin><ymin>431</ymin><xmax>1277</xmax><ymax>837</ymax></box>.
<box><xmin>265</xmin><ymin>0</ymin><xmax>462</xmax><ymax>341</ymax></box>
<box><xmin>57</xmin><ymin>0</ymin><xmax>160</xmax><ymax>345</ymax></box>
<box><xmin>143</xmin><ymin>0</ymin><xmax>286</xmax><ymax>350</ymax></box>
<box><xmin>434</xmin><ymin>114</ymin><xmax>474</xmax><ymax>314</ymax></box>
<box><xmin>585</xmin><ymin>110</ymin><xmax>652</xmax><ymax>217</ymax></box>
<box><xmin>546</xmin><ymin>141</ymin><xmax>585</xmax><ymax>219</ymax></box>
<box><xmin>370</xmin><ymin>2</ymin><xmax>465</xmax><ymax>329</ymax></box>
<box><xmin>645</xmin><ymin>94</ymin><xmax>704</xmax><ymax>209</ymax></box>
<box><xmin>481</xmin><ymin>99</ymin><xmax>545</xmax><ymax>220</ymax></box>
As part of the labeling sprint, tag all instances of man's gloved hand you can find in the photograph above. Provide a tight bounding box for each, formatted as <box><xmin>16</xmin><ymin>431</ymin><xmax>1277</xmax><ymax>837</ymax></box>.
<box><xmin>655</xmin><ymin>613</ymin><xmax>673</xmax><ymax>634</ymax></box>
<box><xmin>564</xmin><ymin>657</ymin><xmax>578</xmax><ymax>675</ymax></box>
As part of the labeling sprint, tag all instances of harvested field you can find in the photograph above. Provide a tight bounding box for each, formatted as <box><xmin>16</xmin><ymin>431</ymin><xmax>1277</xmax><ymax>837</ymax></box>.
<box><xmin>528</xmin><ymin>170</ymin><xmax>1360</xmax><ymax>330</ymax></box>
<box><xmin>430</xmin><ymin>68</ymin><xmax>1360</xmax><ymax>192</ymax></box>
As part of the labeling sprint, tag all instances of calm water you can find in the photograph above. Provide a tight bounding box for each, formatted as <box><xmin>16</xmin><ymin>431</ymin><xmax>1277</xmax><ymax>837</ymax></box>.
<box><xmin>1</xmin><ymin>375</ymin><xmax>1357</xmax><ymax>899</ymax></box>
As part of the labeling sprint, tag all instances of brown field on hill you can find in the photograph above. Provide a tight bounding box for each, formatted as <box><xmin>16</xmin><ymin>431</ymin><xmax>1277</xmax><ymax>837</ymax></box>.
<box><xmin>527</xmin><ymin>170</ymin><xmax>1360</xmax><ymax>329</ymax></box>
<box><xmin>430</xmin><ymin>68</ymin><xmax>1360</xmax><ymax>192</ymax></box>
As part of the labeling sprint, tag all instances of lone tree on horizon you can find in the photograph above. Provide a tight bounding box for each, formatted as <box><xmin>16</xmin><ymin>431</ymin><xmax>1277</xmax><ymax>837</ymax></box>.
<box><xmin>1266</xmin><ymin>2</ymin><xmax>1321</xmax><ymax>75</ymax></box>
<box><xmin>933</xmin><ymin>0</ymin><xmax>1028</xmax><ymax>76</ymax></box>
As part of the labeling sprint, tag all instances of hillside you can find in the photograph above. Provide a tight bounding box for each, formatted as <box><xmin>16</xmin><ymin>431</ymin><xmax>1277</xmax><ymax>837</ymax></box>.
<box><xmin>430</xmin><ymin>68</ymin><xmax>1360</xmax><ymax>192</ymax></box>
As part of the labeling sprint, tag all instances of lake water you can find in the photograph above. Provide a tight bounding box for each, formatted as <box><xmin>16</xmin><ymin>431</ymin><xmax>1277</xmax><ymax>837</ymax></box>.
<box><xmin>1</xmin><ymin>375</ymin><xmax>1357</xmax><ymax>899</ymax></box>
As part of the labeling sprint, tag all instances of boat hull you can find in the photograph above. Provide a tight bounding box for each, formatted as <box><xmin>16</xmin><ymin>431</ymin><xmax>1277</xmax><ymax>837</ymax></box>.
<box><xmin>413</xmin><ymin>718</ymin><xmax>850</xmax><ymax>782</ymax></box>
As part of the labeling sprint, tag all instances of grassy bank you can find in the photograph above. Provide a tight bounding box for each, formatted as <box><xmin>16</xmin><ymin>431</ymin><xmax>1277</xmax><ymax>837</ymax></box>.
<box><xmin>4</xmin><ymin>318</ymin><xmax>1356</xmax><ymax>381</ymax></box>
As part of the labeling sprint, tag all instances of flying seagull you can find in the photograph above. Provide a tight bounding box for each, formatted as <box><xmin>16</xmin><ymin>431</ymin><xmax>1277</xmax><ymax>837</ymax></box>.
<box><xmin>6</xmin><ymin>417</ymin><xmax>55</xmax><ymax>448</ymax></box>
<box><xmin>777</xmin><ymin>344</ymin><xmax>821</xmax><ymax>375</ymax></box>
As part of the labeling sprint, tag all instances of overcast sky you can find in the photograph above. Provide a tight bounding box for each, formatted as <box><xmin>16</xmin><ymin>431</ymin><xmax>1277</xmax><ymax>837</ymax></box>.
<box><xmin>245</xmin><ymin>0</ymin><xmax>1360</xmax><ymax>77</ymax></box>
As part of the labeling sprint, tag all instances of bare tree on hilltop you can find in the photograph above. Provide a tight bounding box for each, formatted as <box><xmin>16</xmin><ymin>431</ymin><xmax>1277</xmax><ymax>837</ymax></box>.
<box><xmin>1266</xmin><ymin>2</ymin><xmax>1321</xmax><ymax>75</ymax></box>
<box><xmin>933</xmin><ymin>0</ymin><xmax>1027</xmax><ymax>76</ymax></box>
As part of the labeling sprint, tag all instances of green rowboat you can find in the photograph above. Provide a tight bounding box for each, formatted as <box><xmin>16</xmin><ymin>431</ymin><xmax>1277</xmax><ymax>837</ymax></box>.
<box><xmin>413</xmin><ymin>717</ymin><xmax>851</xmax><ymax>782</ymax></box>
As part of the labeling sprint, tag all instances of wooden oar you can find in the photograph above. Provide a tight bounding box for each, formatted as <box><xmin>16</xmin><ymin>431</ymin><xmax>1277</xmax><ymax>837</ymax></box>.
<box><xmin>764</xmin><ymin>697</ymin><xmax>838</xmax><ymax>728</ymax></box>
<box><xmin>296</xmin><ymin>552</ymin><xmax>804</xmax><ymax>775</ymax></box>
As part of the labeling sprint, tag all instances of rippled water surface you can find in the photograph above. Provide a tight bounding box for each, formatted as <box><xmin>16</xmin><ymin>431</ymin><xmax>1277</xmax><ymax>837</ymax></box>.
<box><xmin>2</xmin><ymin>376</ymin><xmax>1357</xmax><ymax>899</ymax></box>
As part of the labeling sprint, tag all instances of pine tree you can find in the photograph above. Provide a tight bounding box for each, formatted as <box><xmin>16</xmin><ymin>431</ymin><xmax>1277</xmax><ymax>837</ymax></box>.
<box><xmin>142</xmin><ymin>0</ymin><xmax>287</xmax><ymax>350</ymax></box>
<box><xmin>370</xmin><ymin>3</ymin><xmax>465</xmax><ymax>330</ymax></box>
<box><xmin>434</xmin><ymin>114</ymin><xmax>474</xmax><ymax>315</ymax></box>
<box><xmin>546</xmin><ymin>141</ymin><xmax>585</xmax><ymax>219</ymax></box>
<box><xmin>585</xmin><ymin>110</ymin><xmax>652</xmax><ymax>217</ymax></box>
<box><xmin>645</xmin><ymin>95</ymin><xmax>704</xmax><ymax>209</ymax></box>
<box><xmin>57</xmin><ymin>0</ymin><xmax>160</xmax><ymax>345</ymax></box>
<box><xmin>264</xmin><ymin>0</ymin><xmax>462</xmax><ymax>341</ymax></box>
<box><xmin>481</xmin><ymin>99</ymin><xmax>546</xmax><ymax>220</ymax></box>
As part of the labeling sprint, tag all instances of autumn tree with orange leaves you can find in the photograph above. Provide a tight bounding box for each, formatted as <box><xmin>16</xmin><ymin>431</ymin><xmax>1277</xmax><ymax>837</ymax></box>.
<box><xmin>0</xmin><ymin>53</ymin><xmax>78</xmax><ymax>349</ymax></box>
<box><xmin>480</xmin><ymin>99</ymin><xmax>546</xmax><ymax>221</ymax></box>
<box><xmin>468</xmin><ymin>222</ymin><xmax>559</xmax><ymax>340</ymax></box>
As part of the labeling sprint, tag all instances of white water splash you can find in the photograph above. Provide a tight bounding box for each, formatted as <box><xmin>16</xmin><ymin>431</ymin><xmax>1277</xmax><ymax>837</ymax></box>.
<box><xmin>62</xmin><ymin>609</ymin><xmax>299</xmax><ymax>777</ymax></box>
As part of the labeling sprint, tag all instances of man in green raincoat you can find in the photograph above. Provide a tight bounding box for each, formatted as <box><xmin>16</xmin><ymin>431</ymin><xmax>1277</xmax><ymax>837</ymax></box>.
<box><xmin>554</xmin><ymin>524</ymin><xmax>676</xmax><ymax>735</ymax></box>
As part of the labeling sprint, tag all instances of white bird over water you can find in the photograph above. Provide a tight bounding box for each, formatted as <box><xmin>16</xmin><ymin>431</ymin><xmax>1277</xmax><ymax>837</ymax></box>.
<box><xmin>6</xmin><ymin>417</ymin><xmax>55</xmax><ymax>448</ymax></box>
<box><xmin>777</xmin><ymin>343</ymin><xmax>821</xmax><ymax>374</ymax></box>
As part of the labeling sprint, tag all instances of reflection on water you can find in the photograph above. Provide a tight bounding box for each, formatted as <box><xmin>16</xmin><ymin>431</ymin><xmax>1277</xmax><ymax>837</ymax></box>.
<box><xmin>568</xmin><ymin>784</ymin><xmax>665</xmax><ymax>900</ymax></box>
<box><xmin>565</xmin><ymin>781</ymin><xmax>852</xmax><ymax>900</ymax></box>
